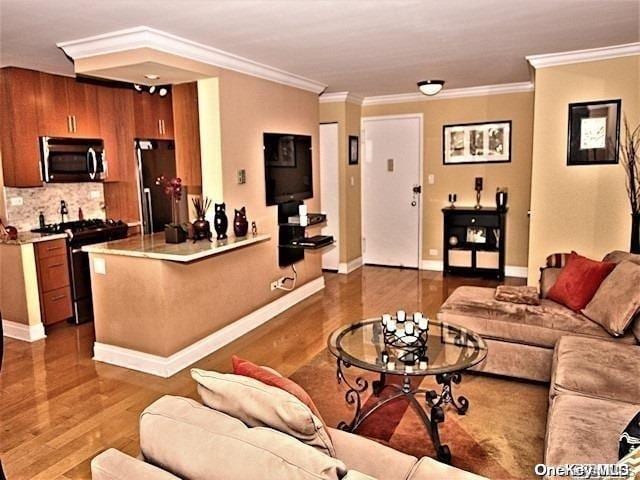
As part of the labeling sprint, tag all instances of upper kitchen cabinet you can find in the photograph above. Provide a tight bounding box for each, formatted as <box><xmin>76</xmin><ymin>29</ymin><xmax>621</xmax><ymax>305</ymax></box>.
<box><xmin>134</xmin><ymin>91</ymin><xmax>174</xmax><ymax>139</ymax></box>
<box><xmin>172</xmin><ymin>82</ymin><xmax>202</xmax><ymax>187</ymax></box>
<box><xmin>37</xmin><ymin>73</ymin><xmax>100</xmax><ymax>138</ymax></box>
<box><xmin>0</xmin><ymin>68</ymin><xmax>43</xmax><ymax>187</ymax></box>
<box><xmin>97</xmin><ymin>87</ymin><xmax>136</xmax><ymax>182</ymax></box>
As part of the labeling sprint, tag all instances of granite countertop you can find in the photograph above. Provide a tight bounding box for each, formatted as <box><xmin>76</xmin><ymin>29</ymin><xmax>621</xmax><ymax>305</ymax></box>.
<box><xmin>0</xmin><ymin>231</ymin><xmax>68</xmax><ymax>246</ymax></box>
<box><xmin>82</xmin><ymin>232</ymin><xmax>271</xmax><ymax>262</ymax></box>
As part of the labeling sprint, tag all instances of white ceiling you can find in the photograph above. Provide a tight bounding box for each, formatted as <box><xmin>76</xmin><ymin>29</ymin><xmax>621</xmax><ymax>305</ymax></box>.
<box><xmin>1</xmin><ymin>0</ymin><xmax>638</xmax><ymax>97</ymax></box>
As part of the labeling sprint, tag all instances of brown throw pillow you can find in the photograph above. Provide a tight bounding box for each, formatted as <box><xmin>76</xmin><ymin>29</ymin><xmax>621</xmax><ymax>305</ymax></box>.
<box><xmin>495</xmin><ymin>285</ymin><xmax>540</xmax><ymax>306</ymax></box>
<box><xmin>582</xmin><ymin>261</ymin><xmax>640</xmax><ymax>337</ymax></box>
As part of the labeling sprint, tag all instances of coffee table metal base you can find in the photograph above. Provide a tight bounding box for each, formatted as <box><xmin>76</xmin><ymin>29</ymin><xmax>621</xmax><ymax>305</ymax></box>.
<box><xmin>335</xmin><ymin>359</ymin><xmax>470</xmax><ymax>464</ymax></box>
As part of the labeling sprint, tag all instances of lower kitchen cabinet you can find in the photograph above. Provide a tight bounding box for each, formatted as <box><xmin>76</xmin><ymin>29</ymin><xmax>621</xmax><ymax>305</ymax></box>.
<box><xmin>35</xmin><ymin>239</ymin><xmax>73</xmax><ymax>325</ymax></box>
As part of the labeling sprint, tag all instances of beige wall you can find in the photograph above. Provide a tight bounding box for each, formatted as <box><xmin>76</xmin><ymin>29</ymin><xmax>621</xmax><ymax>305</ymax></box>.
<box><xmin>363</xmin><ymin>91</ymin><xmax>534</xmax><ymax>268</ymax></box>
<box><xmin>527</xmin><ymin>55</ymin><xmax>640</xmax><ymax>285</ymax></box>
<box><xmin>319</xmin><ymin>101</ymin><xmax>362</xmax><ymax>264</ymax></box>
<box><xmin>93</xmin><ymin>69</ymin><xmax>322</xmax><ymax>356</ymax></box>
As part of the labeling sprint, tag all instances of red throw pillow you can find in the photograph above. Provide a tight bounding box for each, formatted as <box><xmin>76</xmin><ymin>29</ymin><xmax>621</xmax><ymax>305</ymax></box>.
<box><xmin>547</xmin><ymin>251</ymin><xmax>616</xmax><ymax>312</ymax></box>
<box><xmin>231</xmin><ymin>356</ymin><xmax>324</xmax><ymax>421</ymax></box>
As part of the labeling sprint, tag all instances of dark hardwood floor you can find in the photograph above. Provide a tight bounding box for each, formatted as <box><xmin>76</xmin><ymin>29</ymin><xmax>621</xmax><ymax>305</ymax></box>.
<box><xmin>0</xmin><ymin>266</ymin><xmax>524</xmax><ymax>479</ymax></box>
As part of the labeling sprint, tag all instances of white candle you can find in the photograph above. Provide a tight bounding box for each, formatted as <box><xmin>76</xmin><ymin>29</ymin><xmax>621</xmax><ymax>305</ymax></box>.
<box><xmin>381</xmin><ymin>351</ymin><xmax>389</xmax><ymax>363</ymax></box>
<box><xmin>405</xmin><ymin>365</ymin><xmax>413</xmax><ymax>374</ymax></box>
<box><xmin>419</xmin><ymin>360</ymin><xmax>428</xmax><ymax>370</ymax></box>
<box><xmin>414</xmin><ymin>312</ymin><xmax>423</xmax><ymax>322</ymax></box>
<box><xmin>387</xmin><ymin>319</ymin><xmax>396</xmax><ymax>332</ymax></box>
<box><xmin>387</xmin><ymin>361</ymin><xmax>396</xmax><ymax>370</ymax></box>
<box><xmin>405</xmin><ymin>321</ymin><xmax>414</xmax><ymax>335</ymax></box>
<box><xmin>397</xmin><ymin>310</ymin><xmax>406</xmax><ymax>322</ymax></box>
<box><xmin>382</xmin><ymin>313</ymin><xmax>391</xmax><ymax>325</ymax></box>
<box><xmin>419</xmin><ymin>317</ymin><xmax>429</xmax><ymax>331</ymax></box>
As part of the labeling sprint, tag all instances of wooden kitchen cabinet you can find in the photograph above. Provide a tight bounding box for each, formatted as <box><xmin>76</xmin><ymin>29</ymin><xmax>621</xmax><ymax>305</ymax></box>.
<box><xmin>172</xmin><ymin>82</ymin><xmax>201</xmax><ymax>187</ymax></box>
<box><xmin>0</xmin><ymin>68</ymin><xmax>43</xmax><ymax>187</ymax></box>
<box><xmin>134</xmin><ymin>90</ymin><xmax>174</xmax><ymax>138</ymax></box>
<box><xmin>37</xmin><ymin>73</ymin><xmax>100</xmax><ymax>138</ymax></box>
<box><xmin>35</xmin><ymin>238</ymin><xmax>72</xmax><ymax>325</ymax></box>
<box><xmin>98</xmin><ymin>86</ymin><xmax>136</xmax><ymax>182</ymax></box>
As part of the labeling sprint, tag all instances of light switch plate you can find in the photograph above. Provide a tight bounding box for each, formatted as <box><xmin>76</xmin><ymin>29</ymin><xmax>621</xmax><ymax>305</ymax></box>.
<box><xmin>9</xmin><ymin>196</ymin><xmax>23</xmax><ymax>206</ymax></box>
<box><xmin>94</xmin><ymin>257</ymin><xmax>106</xmax><ymax>275</ymax></box>
<box><xmin>237</xmin><ymin>169</ymin><xmax>246</xmax><ymax>184</ymax></box>
<box><xmin>387</xmin><ymin>158</ymin><xmax>394</xmax><ymax>172</ymax></box>
<box><xmin>428</xmin><ymin>174</ymin><xmax>435</xmax><ymax>185</ymax></box>
<box><xmin>429</xmin><ymin>249</ymin><xmax>438</xmax><ymax>256</ymax></box>
<box><xmin>350</xmin><ymin>176</ymin><xmax>355</xmax><ymax>187</ymax></box>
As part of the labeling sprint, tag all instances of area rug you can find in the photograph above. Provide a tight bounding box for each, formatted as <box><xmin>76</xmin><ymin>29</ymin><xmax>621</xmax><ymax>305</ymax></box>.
<box><xmin>290</xmin><ymin>349</ymin><xmax>548</xmax><ymax>479</ymax></box>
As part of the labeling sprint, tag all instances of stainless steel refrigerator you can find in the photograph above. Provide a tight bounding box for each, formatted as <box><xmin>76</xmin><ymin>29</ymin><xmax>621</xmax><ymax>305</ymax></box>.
<box><xmin>136</xmin><ymin>139</ymin><xmax>188</xmax><ymax>234</ymax></box>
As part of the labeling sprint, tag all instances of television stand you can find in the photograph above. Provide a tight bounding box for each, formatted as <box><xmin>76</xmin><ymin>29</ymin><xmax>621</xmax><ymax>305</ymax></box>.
<box><xmin>277</xmin><ymin>201</ymin><xmax>333</xmax><ymax>267</ymax></box>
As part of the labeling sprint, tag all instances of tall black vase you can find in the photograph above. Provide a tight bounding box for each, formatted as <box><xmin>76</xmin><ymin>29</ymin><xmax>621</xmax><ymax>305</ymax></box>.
<box><xmin>632</xmin><ymin>213</ymin><xmax>640</xmax><ymax>254</ymax></box>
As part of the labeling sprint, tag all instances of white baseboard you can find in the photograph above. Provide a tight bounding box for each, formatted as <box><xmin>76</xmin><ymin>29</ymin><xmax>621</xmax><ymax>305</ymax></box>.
<box><xmin>93</xmin><ymin>276</ymin><xmax>326</xmax><ymax>377</ymax></box>
<box><xmin>338</xmin><ymin>256</ymin><xmax>363</xmax><ymax>274</ymax></box>
<box><xmin>420</xmin><ymin>260</ymin><xmax>444</xmax><ymax>271</ymax></box>
<box><xmin>420</xmin><ymin>260</ymin><xmax>528</xmax><ymax>278</ymax></box>
<box><xmin>504</xmin><ymin>266</ymin><xmax>529</xmax><ymax>278</ymax></box>
<box><xmin>2</xmin><ymin>319</ymin><xmax>46</xmax><ymax>342</ymax></box>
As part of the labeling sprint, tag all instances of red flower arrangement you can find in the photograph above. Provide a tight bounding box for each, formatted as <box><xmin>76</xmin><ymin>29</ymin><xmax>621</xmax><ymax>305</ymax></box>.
<box><xmin>155</xmin><ymin>175</ymin><xmax>183</xmax><ymax>225</ymax></box>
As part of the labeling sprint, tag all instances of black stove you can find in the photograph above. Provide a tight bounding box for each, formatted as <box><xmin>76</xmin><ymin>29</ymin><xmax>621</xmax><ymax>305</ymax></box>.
<box><xmin>32</xmin><ymin>218</ymin><xmax>128</xmax><ymax>246</ymax></box>
<box><xmin>31</xmin><ymin>218</ymin><xmax>129</xmax><ymax>324</ymax></box>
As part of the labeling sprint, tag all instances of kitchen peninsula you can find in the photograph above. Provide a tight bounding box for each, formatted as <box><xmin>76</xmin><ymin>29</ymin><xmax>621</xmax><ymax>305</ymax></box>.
<box><xmin>82</xmin><ymin>232</ymin><xmax>324</xmax><ymax>378</ymax></box>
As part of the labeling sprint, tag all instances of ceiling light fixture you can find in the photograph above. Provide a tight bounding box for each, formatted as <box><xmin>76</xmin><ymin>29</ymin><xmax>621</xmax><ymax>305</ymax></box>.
<box><xmin>132</xmin><ymin>83</ymin><xmax>170</xmax><ymax>97</ymax></box>
<box><xmin>144</xmin><ymin>74</ymin><xmax>160</xmax><ymax>80</ymax></box>
<box><xmin>417</xmin><ymin>80</ymin><xmax>445</xmax><ymax>96</ymax></box>
<box><xmin>133</xmin><ymin>83</ymin><xmax>143</xmax><ymax>92</ymax></box>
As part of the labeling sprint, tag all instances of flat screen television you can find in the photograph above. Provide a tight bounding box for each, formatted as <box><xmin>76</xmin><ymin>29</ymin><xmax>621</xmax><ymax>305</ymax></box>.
<box><xmin>264</xmin><ymin>133</ymin><xmax>313</xmax><ymax>206</ymax></box>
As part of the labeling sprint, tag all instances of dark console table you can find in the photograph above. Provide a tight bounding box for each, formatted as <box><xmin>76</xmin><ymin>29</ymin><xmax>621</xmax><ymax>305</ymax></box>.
<box><xmin>442</xmin><ymin>207</ymin><xmax>506</xmax><ymax>279</ymax></box>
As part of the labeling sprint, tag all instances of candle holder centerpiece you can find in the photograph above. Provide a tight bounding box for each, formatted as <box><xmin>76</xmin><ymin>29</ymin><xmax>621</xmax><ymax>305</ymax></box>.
<box><xmin>380</xmin><ymin>311</ymin><xmax>430</xmax><ymax>365</ymax></box>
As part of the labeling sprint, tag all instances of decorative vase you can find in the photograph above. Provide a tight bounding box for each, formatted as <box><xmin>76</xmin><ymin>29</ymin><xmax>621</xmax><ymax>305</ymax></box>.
<box><xmin>632</xmin><ymin>213</ymin><xmax>640</xmax><ymax>254</ymax></box>
<box><xmin>233</xmin><ymin>207</ymin><xmax>249</xmax><ymax>237</ymax></box>
<box><xmin>214</xmin><ymin>203</ymin><xmax>228</xmax><ymax>240</ymax></box>
<box><xmin>192</xmin><ymin>216</ymin><xmax>211</xmax><ymax>241</ymax></box>
<box><xmin>165</xmin><ymin>224</ymin><xmax>186</xmax><ymax>244</ymax></box>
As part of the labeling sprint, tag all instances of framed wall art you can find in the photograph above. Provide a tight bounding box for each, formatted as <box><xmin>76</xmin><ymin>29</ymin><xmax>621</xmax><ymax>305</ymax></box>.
<box><xmin>443</xmin><ymin>120</ymin><xmax>511</xmax><ymax>165</ymax></box>
<box><xmin>567</xmin><ymin>99</ymin><xmax>621</xmax><ymax>165</ymax></box>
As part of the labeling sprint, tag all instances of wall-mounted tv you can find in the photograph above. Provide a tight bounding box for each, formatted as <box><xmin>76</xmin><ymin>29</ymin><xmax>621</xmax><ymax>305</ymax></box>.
<box><xmin>264</xmin><ymin>133</ymin><xmax>313</xmax><ymax>206</ymax></box>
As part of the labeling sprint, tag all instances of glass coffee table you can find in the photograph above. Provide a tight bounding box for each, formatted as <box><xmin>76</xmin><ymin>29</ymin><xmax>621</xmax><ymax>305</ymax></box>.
<box><xmin>328</xmin><ymin>316</ymin><xmax>487</xmax><ymax>464</ymax></box>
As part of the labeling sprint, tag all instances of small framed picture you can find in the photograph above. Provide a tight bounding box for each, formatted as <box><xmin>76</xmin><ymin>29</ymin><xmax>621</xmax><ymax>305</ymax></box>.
<box><xmin>443</xmin><ymin>121</ymin><xmax>511</xmax><ymax>165</ymax></box>
<box><xmin>349</xmin><ymin>135</ymin><xmax>359</xmax><ymax>165</ymax></box>
<box><xmin>567</xmin><ymin>99</ymin><xmax>621</xmax><ymax>165</ymax></box>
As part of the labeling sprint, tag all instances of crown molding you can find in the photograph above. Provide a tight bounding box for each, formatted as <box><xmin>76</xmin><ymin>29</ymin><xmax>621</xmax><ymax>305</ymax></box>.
<box><xmin>526</xmin><ymin>42</ymin><xmax>640</xmax><ymax>69</ymax></box>
<box><xmin>319</xmin><ymin>91</ymin><xmax>364</xmax><ymax>105</ymax></box>
<box><xmin>362</xmin><ymin>81</ymin><xmax>534</xmax><ymax>106</ymax></box>
<box><xmin>57</xmin><ymin>26</ymin><xmax>327</xmax><ymax>94</ymax></box>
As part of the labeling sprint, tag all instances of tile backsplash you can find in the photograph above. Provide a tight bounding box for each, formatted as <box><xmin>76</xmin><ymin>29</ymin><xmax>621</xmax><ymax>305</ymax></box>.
<box><xmin>3</xmin><ymin>183</ymin><xmax>105</xmax><ymax>231</ymax></box>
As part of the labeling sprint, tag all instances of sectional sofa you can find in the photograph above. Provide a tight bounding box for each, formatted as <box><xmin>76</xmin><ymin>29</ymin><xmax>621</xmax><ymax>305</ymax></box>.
<box><xmin>438</xmin><ymin>250</ymin><xmax>640</xmax><ymax>469</ymax></box>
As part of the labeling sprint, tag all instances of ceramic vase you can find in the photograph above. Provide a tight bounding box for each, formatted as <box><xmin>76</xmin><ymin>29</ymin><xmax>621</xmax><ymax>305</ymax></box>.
<box><xmin>192</xmin><ymin>216</ymin><xmax>211</xmax><ymax>241</ymax></box>
<box><xmin>214</xmin><ymin>203</ymin><xmax>228</xmax><ymax>240</ymax></box>
<box><xmin>233</xmin><ymin>207</ymin><xmax>249</xmax><ymax>237</ymax></box>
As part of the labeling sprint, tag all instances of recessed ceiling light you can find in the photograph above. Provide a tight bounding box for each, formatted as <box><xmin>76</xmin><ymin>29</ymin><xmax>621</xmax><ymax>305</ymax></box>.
<box><xmin>417</xmin><ymin>80</ymin><xmax>445</xmax><ymax>96</ymax></box>
<box><xmin>144</xmin><ymin>74</ymin><xmax>160</xmax><ymax>80</ymax></box>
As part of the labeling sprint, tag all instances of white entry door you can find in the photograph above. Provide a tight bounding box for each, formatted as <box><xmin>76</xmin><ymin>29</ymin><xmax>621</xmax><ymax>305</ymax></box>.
<box><xmin>320</xmin><ymin>123</ymin><xmax>340</xmax><ymax>270</ymax></box>
<box><xmin>362</xmin><ymin>115</ymin><xmax>422</xmax><ymax>268</ymax></box>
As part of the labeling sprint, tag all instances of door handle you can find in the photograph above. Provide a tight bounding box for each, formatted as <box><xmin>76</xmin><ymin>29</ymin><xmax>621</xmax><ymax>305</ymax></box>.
<box><xmin>144</xmin><ymin>188</ymin><xmax>154</xmax><ymax>232</ymax></box>
<box><xmin>67</xmin><ymin>116</ymin><xmax>72</xmax><ymax>133</ymax></box>
<box><xmin>72</xmin><ymin>115</ymin><xmax>77</xmax><ymax>133</ymax></box>
<box><xmin>87</xmin><ymin>148</ymin><xmax>97</xmax><ymax>180</ymax></box>
<box><xmin>158</xmin><ymin>120</ymin><xmax>163</xmax><ymax>135</ymax></box>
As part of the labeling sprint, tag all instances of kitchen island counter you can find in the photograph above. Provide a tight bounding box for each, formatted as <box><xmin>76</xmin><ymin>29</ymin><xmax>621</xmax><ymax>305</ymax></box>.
<box><xmin>83</xmin><ymin>232</ymin><xmax>271</xmax><ymax>262</ymax></box>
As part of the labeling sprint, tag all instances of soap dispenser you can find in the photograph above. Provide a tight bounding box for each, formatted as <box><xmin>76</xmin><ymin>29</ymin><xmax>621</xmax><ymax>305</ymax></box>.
<box><xmin>38</xmin><ymin>211</ymin><xmax>45</xmax><ymax>229</ymax></box>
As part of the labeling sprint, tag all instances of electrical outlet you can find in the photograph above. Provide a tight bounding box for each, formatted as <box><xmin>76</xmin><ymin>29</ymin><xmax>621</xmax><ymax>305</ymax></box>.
<box><xmin>429</xmin><ymin>248</ymin><xmax>438</xmax><ymax>256</ymax></box>
<box><xmin>270</xmin><ymin>280</ymin><xmax>278</xmax><ymax>291</ymax></box>
<box><xmin>9</xmin><ymin>196</ymin><xmax>23</xmax><ymax>206</ymax></box>
<box><xmin>94</xmin><ymin>258</ymin><xmax>106</xmax><ymax>275</ymax></box>
<box><xmin>89</xmin><ymin>190</ymin><xmax>101</xmax><ymax>199</ymax></box>
<box><xmin>237</xmin><ymin>169</ymin><xmax>246</xmax><ymax>184</ymax></box>
<box><xmin>428</xmin><ymin>174</ymin><xmax>435</xmax><ymax>185</ymax></box>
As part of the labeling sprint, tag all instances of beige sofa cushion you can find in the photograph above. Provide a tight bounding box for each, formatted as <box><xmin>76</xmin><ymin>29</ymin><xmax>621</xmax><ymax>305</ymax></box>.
<box><xmin>582</xmin><ymin>261</ymin><xmax>640</xmax><ymax>336</ymax></box>
<box><xmin>602</xmin><ymin>250</ymin><xmax>640</xmax><ymax>265</ymax></box>
<box><xmin>406</xmin><ymin>457</ymin><xmax>488</xmax><ymax>480</ymax></box>
<box><xmin>191</xmin><ymin>369</ymin><xmax>335</xmax><ymax>457</ymax></box>
<box><xmin>438</xmin><ymin>286</ymin><xmax>636</xmax><ymax>348</ymax></box>
<box><xmin>550</xmin><ymin>336</ymin><xmax>640</xmax><ymax>405</ymax></box>
<box><xmin>92</xmin><ymin>448</ymin><xmax>180</xmax><ymax>480</ymax></box>
<box><xmin>140</xmin><ymin>395</ymin><xmax>347</xmax><ymax>480</ymax></box>
<box><xmin>327</xmin><ymin>427</ymin><xmax>416</xmax><ymax>480</ymax></box>
<box><xmin>545</xmin><ymin>394</ymin><xmax>638</xmax><ymax>466</ymax></box>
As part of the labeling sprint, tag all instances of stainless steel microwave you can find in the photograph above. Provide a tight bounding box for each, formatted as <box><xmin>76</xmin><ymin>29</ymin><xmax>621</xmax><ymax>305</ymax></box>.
<box><xmin>40</xmin><ymin>137</ymin><xmax>106</xmax><ymax>183</ymax></box>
